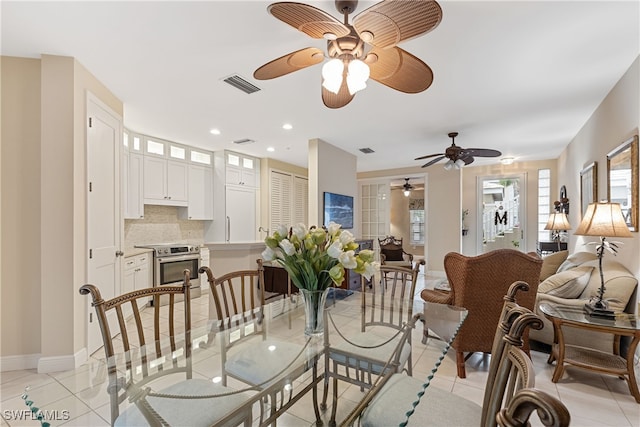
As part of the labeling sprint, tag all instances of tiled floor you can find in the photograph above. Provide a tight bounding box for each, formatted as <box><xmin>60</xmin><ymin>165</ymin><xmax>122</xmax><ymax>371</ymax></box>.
<box><xmin>1</xmin><ymin>272</ymin><xmax>639</xmax><ymax>426</ymax></box>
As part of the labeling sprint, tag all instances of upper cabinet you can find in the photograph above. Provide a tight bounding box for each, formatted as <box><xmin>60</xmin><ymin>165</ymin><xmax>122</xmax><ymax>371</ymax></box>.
<box><xmin>142</xmin><ymin>137</ymin><xmax>188</xmax><ymax>206</ymax></box>
<box><xmin>122</xmin><ymin>129</ymin><xmax>215</xmax><ymax>219</ymax></box>
<box><xmin>226</xmin><ymin>152</ymin><xmax>257</xmax><ymax>187</ymax></box>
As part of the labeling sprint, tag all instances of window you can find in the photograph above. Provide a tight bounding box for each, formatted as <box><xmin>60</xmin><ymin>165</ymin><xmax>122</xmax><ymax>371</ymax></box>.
<box><xmin>538</xmin><ymin>169</ymin><xmax>551</xmax><ymax>242</ymax></box>
<box><xmin>409</xmin><ymin>209</ymin><xmax>425</xmax><ymax>245</ymax></box>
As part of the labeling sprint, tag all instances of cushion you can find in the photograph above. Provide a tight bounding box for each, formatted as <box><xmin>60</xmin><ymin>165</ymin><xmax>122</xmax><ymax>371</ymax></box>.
<box><xmin>557</xmin><ymin>251</ymin><xmax>597</xmax><ymax>273</ymax></box>
<box><xmin>538</xmin><ymin>266</ymin><xmax>593</xmax><ymax>298</ymax></box>
<box><xmin>383</xmin><ymin>248</ymin><xmax>404</xmax><ymax>261</ymax></box>
<box><xmin>539</xmin><ymin>250</ymin><xmax>568</xmax><ymax>281</ymax></box>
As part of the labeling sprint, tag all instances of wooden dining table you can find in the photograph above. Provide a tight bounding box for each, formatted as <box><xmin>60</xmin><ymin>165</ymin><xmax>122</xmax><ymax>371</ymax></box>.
<box><xmin>23</xmin><ymin>291</ymin><xmax>467</xmax><ymax>426</ymax></box>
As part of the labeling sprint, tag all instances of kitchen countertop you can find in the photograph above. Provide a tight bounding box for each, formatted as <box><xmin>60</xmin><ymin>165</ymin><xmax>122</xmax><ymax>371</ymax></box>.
<box><xmin>124</xmin><ymin>247</ymin><xmax>154</xmax><ymax>257</ymax></box>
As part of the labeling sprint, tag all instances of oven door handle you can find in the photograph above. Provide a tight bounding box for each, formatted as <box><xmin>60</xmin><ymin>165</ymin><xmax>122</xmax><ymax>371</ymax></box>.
<box><xmin>156</xmin><ymin>254</ymin><xmax>201</xmax><ymax>263</ymax></box>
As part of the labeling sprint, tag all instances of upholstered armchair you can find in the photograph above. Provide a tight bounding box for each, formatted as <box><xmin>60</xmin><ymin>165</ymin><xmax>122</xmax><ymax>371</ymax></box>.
<box><xmin>421</xmin><ymin>249</ymin><xmax>543</xmax><ymax>378</ymax></box>
<box><xmin>378</xmin><ymin>236</ymin><xmax>414</xmax><ymax>269</ymax></box>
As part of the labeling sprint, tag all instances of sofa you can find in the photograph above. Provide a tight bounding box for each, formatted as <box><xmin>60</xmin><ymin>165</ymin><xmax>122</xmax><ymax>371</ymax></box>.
<box><xmin>531</xmin><ymin>251</ymin><xmax>638</xmax><ymax>353</ymax></box>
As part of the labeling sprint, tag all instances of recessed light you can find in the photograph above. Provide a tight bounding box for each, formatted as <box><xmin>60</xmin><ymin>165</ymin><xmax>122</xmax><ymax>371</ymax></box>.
<box><xmin>210</xmin><ymin>128</ymin><xmax>221</xmax><ymax>135</ymax></box>
<box><xmin>267</xmin><ymin>147</ymin><xmax>275</xmax><ymax>152</ymax></box>
<box><xmin>282</xmin><ymin>123</ymin><xmax>293</xmax><ymax>130</ymax></box>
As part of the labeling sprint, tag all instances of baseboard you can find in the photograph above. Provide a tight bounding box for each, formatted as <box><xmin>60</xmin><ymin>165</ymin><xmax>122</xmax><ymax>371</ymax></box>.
<box><xmin>0</xmin><ymin>353</ymin><xmax>41</xmax><ymax>372</ymax></box>
<box><xmin>37</xmin><ymin>348</ymin><xmax>88</xmax><ymax>374</ymax></box>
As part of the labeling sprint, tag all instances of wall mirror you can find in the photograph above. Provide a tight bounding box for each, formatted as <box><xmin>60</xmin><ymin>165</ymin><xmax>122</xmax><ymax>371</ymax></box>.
<box><xmin>580</xmin><ymin>162</ymin><xmax>597</xmax><ymax>218</ymax></box>
<box><xmin>607</xmin><ymin>135</ymin><xmax>638</xmax><ymax>231</ymax></box>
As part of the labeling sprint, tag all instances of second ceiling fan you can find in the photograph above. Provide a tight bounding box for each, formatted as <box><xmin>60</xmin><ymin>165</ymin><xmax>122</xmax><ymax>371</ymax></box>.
<box><xmin>415</xmin><ymin>132</ymin><xmax>502</xmax><ymax>169</ymax></box>
<box><xmin>253</xmin><ymin>0</ymin><xmax>443</xmax><ymax>108</ymax></box>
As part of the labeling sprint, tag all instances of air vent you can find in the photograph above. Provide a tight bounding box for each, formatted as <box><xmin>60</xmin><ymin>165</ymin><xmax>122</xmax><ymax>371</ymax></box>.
<box><xmin>223</xmin><ymin>75</ymin><xmax>261</xmax><ymax>94</ymax></box>
<box><xmin>359</xmin><ymin>147</ymin><xmax>375</xmax><ymax>154</ymax></box>
<box><xmin>233</xmin><ymin>138</ymin><xmax>255</xmax><ymax>145</ymax></box>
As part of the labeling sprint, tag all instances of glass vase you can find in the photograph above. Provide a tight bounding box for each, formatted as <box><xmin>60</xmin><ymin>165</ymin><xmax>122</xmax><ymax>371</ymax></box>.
<box><xmin>300</xmin><ymin>288</ymin><xmax>330</xmax><ymax>336</ymax></box>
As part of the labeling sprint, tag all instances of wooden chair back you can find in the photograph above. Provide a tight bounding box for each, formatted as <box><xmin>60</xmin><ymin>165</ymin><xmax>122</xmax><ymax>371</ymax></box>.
<box><xmin>496</xmin><ymin>388</ymin><xmax>571</xmax><ymax>427</ymax></box>
<box><xmin>200</xmin><ymin>259</ymin><xmax>265</xmax><ymax>329</ymax></box>
<box><xmin>79</xmin><ymin>271</ymin><xmax>193</xmax><ymax>425</ymax></box>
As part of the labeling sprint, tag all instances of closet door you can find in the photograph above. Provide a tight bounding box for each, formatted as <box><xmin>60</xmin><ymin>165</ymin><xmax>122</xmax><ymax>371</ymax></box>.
<box><xmin>293</xmin><ymin>176</ymin><xmax>308</xmax><ymax>225</ymax></box>
<box><xmin>270</xmin><ymin>170</ymin><xmax>292</xmax><ymax>230</ymax></box>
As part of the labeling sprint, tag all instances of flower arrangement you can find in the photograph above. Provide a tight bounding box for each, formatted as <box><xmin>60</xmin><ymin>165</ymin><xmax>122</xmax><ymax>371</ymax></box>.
<box><xmin>262</xmin><ymin>222</ymin><xmax>379</xmax><ymax>291</ymax></box>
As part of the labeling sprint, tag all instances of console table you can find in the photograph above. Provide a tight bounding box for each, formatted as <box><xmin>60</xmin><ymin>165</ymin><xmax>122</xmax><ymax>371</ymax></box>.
<box><xmin>536</xmin><ymin>241</ymin><xmax>567</xmax><ymax>256</ymax></box>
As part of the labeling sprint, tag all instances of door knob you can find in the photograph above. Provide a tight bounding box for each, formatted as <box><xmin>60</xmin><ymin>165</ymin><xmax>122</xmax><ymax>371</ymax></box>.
<box><xmin>116</xmin><ymin>250</ymin><xmax>124</xmax><ymax>257</ymax></box>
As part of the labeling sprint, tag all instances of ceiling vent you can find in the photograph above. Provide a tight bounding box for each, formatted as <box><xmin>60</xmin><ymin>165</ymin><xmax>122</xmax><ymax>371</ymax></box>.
<box><xmin>223</xmin><ymin>75</ymin><xmax>261</xmax><ymax>94</ymax></box>
<box><xmin>359</xmin><ymin>147</ymin><xmax>375</xmax><ymax>154</ymax></box>
<box><xmin>233</xmin><ymin>138</ymin><xmax>255</xmax><ymax>145</ymax></box>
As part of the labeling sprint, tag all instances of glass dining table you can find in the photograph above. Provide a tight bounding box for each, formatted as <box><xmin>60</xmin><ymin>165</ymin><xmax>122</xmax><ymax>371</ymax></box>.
<box><xmin>23</xmin><ymin>291</ymin><xmax>467</xmax><ymax>426</ymax></box>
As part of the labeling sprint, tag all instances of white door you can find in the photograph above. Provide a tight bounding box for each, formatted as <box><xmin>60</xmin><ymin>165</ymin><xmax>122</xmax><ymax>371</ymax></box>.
<box><xmin>87</xmin><ymin>93</ymin><xmax>122</xmax><ymax>355</ymax></box>
<box><xmin>477</xmin><ymin>174</ymin><xmax>527</xmax><ymax>253</ymax></box>
<box><xmin>226</xmin><ymin>186</ymin><xmax>256</xmax><ymax>242</ymax></box>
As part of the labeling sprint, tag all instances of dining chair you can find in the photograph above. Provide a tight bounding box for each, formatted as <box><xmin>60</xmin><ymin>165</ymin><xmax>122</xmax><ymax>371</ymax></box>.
<box><xmin>201</xmin><ymin>260</ymin><xmax>311</xmax><ymax>422</ymax></box>
<box><xmin>421</xmin><ymin>249</ymin><xmax>543</xmax><ymax>378</ymax></box>
<box><xmin>79</xmin><ymin>270</ymin><xmax>253</xmax><ymax>426</ymax></box>
<box><xmin>496</xmin><ymin>388</ymin><xmax>571</xmax><ymax>427</ymax></box>
<box><xmin>358</xmin><ymin>304</ymin><xmax>556</xmax><ymax>427</ymax></box>
<box><xmin>377</xmin><ymin>235</ymin><xmax>414</xmax><ymax>269</ymax></box>
<box><xmin>321</xmin><ymin>261</ymin><xmax>423</xmax><ymax>425</ymax></box>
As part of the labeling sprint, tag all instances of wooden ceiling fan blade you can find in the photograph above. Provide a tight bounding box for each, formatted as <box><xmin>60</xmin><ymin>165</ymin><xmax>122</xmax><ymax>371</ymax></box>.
<box><xmin>353</xmin><ymin>0</ymin><xmax>443</xmax><ymax>49</ymax></box>
<box><xmin>421</xmin><ymin>156</ymin><xmax>445</xmax><ymax>168</ymax></box>
<box><xmin>464</xmin><ymin>148</ymin><xmax>502</xmax><ymax>158</ymax></box>
<box><xmin>367</xmin><ymin>47</ymin><xmax>433</xmax><ymax>93</ymax></box>
<box><xmin>460</xmin><ymin>155</ymin><xmax>475</xmax><ymax>165</ymax></box>
<box><xmin>268</xmin><ymin>2</ymin><xmax>351</xmax><ymax>39</ymax></box>
<box><xmin>254</xmin><ymin>47</ymin><xmax>324</xmax><ymax>80</ymax></box>
<box><xmin>414</xmin><ymin>152</ymin><xmax>444</xmax><ymax>161</ymax></box>
<box><xmin>321</xmin><ymin>78</ymin><xmax>355</xmax><ymax>109</ymax></box>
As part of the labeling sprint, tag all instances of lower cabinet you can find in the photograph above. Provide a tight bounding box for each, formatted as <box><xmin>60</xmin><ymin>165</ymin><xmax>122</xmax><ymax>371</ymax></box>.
<box><xmin>123</xmin><ymin>253</ymin><xmax>152</xmax><ymax>317</ymax></box>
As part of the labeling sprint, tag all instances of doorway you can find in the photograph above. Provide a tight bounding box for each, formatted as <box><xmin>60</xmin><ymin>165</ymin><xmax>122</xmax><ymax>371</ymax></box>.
<box><xmin>477</xmin><ymin>174</ymin><xmax>526</xmax><ymax>253</ymax></box>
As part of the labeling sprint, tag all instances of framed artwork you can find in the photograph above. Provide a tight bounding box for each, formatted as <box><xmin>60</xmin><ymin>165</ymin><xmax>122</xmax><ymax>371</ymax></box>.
<box><xmin>607</xmin><ymin>135</ymin><xmax>638</xmax><ymax>231</ymax></box>
<box><xmin>579</xmin><ymin>162</ymin><xmax>597</xmax><ymax>218</ymax></box>
<box><xmin>323</xmin><ymin>192</ymin><xmax>354</xmax><ymax>229</ymax></box>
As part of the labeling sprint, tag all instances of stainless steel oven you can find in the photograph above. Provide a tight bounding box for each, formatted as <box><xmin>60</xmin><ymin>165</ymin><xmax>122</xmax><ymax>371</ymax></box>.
<box><xmin>135</xmin><ymin>243</ymin><xmax>201</xmax><ymax>305</ymax></box>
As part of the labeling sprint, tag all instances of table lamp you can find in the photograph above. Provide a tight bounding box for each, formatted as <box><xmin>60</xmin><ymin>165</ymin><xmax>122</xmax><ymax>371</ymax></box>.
<box><xmin>574</xmin><ymin>202</ymin><xmax>631</xmax><ymax>318</ymax></box>
<box><xmin>544</xmin><ymin>212</ymin><xmax>572</xmax><ymax>251</ymax></box>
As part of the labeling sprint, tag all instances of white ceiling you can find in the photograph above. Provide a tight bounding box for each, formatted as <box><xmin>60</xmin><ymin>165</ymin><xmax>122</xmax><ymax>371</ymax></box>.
<box><xmin>2</xmin><ymin>1</ymin><xmax>638</xmax><ymax>172</ymax></box>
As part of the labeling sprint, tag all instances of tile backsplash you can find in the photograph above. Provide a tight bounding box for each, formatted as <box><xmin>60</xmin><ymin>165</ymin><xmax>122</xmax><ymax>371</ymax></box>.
<box><xmin>124</xmin><ymin>205</ymin><xmax>205</xmax><ymax>250</ymax></box>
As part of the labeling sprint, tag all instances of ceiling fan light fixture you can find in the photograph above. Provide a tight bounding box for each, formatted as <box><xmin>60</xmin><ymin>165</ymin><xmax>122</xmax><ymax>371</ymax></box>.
<box><xmin>443</xmin><ymin>160</ymin><xmax>454</xmax><ymax>170</ymax></box>
<box><xmin>322</xmin><ymin>58</ymin><xmax>344</xmax><ymax>94</ymax></box>
<box><xmin>403</xmin><ymin>189</ymin><xmax>411</xmax><ymax>197</ymax></box>
<box><xmin>346</xmin><ymin>59</ymin><xmax>370</xmax><ymax>95</ymax></box>
<box><xmin>323</xmin><ymin>32</ymin><xmax>337</xmax><ymax>40</ymax></box>
<box><xmin>455</xmin><ymin>159</ymin><xmax>466</xmax><ymax>169</ymax></box>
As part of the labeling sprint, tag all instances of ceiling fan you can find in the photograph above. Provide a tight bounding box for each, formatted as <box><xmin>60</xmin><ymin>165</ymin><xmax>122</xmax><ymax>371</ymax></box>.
<box><xmin>253</xmin><ymin>0</ymin><xmax>443</xmax><ymax>108</ymax></box>
<box><xmin>415</xmin><ymin>132</ymin><xmax>502</xmax><ymax>169</ymax></box>
<box><xmin>402</xmin><ymin>178</ymin><xmax>414</xmax><ymax>197</ymax></box>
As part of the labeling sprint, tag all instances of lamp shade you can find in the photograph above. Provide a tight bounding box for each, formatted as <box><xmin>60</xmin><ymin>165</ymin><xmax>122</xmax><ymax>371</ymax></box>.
<box><xmin>574</xmin><ymin>202</ymin><xmax>631</xmax><ymax>238</ymax></box>
<box><xmin>544</xmin><ymin>212</ymin><xmax>572</xmax><ymax>231</ymax></box>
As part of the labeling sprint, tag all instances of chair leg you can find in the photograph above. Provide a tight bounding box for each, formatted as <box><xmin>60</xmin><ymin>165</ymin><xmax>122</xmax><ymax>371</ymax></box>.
<box><xmin>456</xmin><ymin>350</ymin><xmax>467</xmax><ymax>379</ymax></box>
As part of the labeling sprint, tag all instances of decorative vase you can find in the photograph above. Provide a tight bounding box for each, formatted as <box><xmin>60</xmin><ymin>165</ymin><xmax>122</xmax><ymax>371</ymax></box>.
<box><xmin>300</xmin><ymin>288</ymin><xmax>330</xmax><ymax>336</ymax></box>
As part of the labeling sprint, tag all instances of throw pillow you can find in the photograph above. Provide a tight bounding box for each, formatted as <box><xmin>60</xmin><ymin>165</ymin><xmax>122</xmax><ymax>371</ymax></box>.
<box><xmin>557</xmin><ymin>251</ymin><xmax>598</xmax><ymax>273</ymax></box>
<box><xmin>383</xmin><ymin>248</ymin><xmax>404</xmax><ymax>261</ymax></box>
<box><xmin>539</xmin><ymin>250</ymin><xmax>569</xmax><ymax>282</ymax></box>
<box><xmin>538</xmin><ymin>266</ymin><xmax>593</xmax><ymax>298</ymax></box>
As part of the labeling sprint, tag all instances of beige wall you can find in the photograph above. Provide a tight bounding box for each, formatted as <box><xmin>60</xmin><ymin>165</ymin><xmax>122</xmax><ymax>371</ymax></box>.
<box><xmin>1</xmin><ymin>57</ymin><xmax>42</xmax><ymax>359</ymax></box>
<box><xmin>1</xmin><ymin>55</ymin><xmax>122</xmax><ymax>370</ymax></box>
<box><xmin>460</xmin><ymin>159</ymin><xmax>558</xmax><ymax>255</ymax></box>
<box><xmin>559</xmin><ymin>56</ymin><xmax>639</xmax><ymax>284</ymax></box>
<box><xmin>309</xmin><ymin>138</ymin><xmax>358</xmax><ymax>233</ymax></box>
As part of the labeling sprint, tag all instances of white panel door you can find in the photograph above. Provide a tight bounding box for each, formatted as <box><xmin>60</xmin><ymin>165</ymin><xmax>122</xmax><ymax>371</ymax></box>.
<box><xmin>87</xmin><ymin>93</ymin><xmax>122</xmax><ymax>355</ymax></box>
<box><xmin>226</xmin><ymin>186</ymin><xmax>256</xmax><ymax>242</ymax></box>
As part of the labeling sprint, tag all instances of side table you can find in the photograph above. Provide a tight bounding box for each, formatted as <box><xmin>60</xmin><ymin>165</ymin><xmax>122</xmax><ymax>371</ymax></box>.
<box><xmin>539</xmin><ymin>303</ymin><xmax>640</xmax><ymax>403</ymax></box>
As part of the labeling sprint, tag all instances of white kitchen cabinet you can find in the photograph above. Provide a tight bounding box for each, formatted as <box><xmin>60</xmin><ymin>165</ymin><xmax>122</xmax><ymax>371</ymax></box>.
<box><xmin>122</xmin><ymin>252</ymin><xmax>152</xmax><ymax>317</ymax></box>
<box><xmin>226</xmin><ymin>152</ymin><xmax>257</xmax><ymax>187</ymax></box>
<box><xmin>143</xmin><ymin>157</ymin><xmax>188</xmax><ymax>206</ymax></box>
<box><xmin>183</xmin><ymin>164</ymin><xmax>213</xmax><ymax>220</ymax></box>
<box><xmin>125</xmin><ymin>152</ymin><xmax>144</xmax><ymax>218</ymax></box>
<box><xmin>226</xmin><ymin>185</ymin><xmax>257</xmax><ymax>242</ymax></box>
<box><xmin>206</xmin><ymin>151</ymin><xmax>260</xmax><ymax>242</ymax></box>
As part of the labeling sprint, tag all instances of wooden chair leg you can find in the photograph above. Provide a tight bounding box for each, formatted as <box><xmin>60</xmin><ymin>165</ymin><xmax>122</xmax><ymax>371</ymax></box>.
<box><xmin>456</xmin><ymin>350</ymin><xmax>466</xmax><ymax>378</ymax></box>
